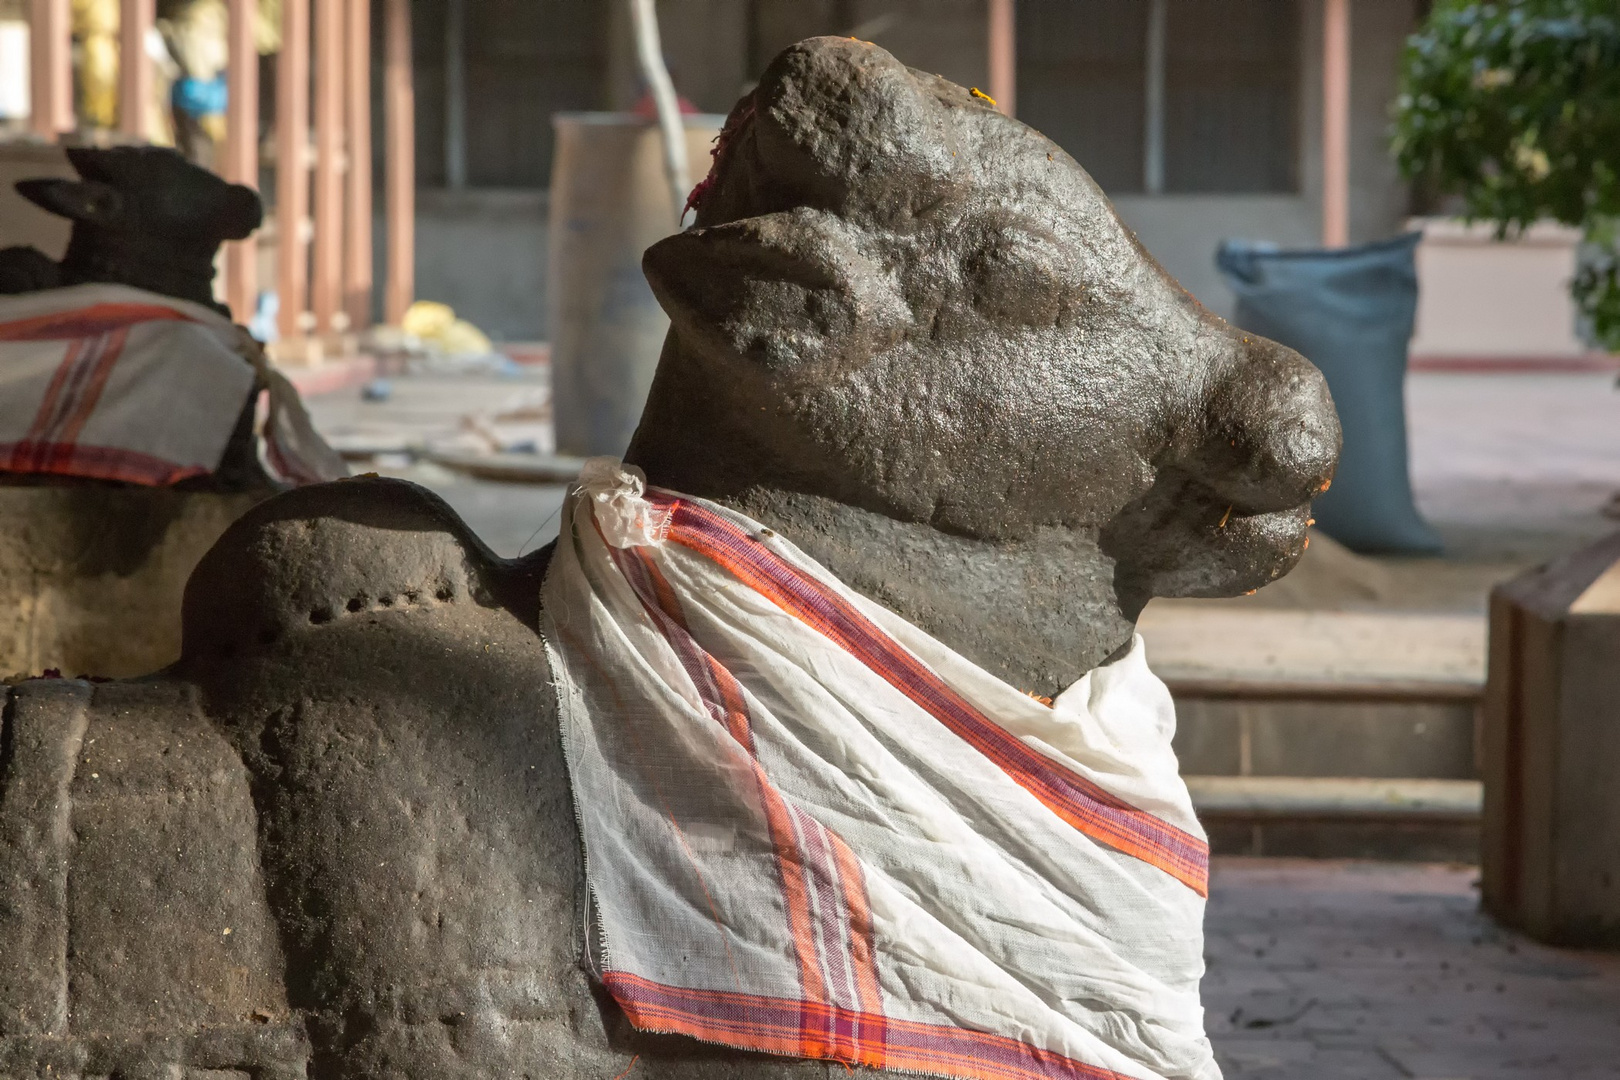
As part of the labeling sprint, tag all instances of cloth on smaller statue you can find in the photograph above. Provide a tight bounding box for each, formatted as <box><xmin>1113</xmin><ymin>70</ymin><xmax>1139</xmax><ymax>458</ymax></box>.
<box><xmin>0</xmin><ymin>283</ymin><xmax>345</xmax><ymax>485</ymax></box>
<box><xmin>542</xmin><ymin>459</ymin><xmax>1221</xmax><ymax>1080</ymax></box>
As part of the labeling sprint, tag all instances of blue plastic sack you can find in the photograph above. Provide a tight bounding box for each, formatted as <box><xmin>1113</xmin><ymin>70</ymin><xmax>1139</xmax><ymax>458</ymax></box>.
<box><xmin>172</xmin><ymin>75</ymin><xmax>228</xmax><ymax>119</ymax></box>
<box><xmin>1216</xmin><ymin>232</ymin><xmax>1441</xmax><ymax>554</ymax></box>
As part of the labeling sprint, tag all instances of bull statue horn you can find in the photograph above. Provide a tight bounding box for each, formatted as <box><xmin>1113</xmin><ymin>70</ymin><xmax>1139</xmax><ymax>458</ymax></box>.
<box><xmin>733</xmin><ymin>36</ymin><xmax>966</xmax><ymax>221</ymax></box>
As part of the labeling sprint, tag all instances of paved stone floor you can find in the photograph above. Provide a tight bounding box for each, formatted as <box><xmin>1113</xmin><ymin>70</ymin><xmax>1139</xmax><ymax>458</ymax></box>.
<box><xmin>1204</xmin><ymin>859</ymin><xmax>1620</xmax><ymax>1079</ymax></box>
<box><xmin>303</xmin><ymin>370</ymin><xmax>571</xmax><ymax>557</ymax></box>
<box><xmin>1407</xmin><ymin>371</ymin><xmax>1619</xmax><ymax>562</ymax></box>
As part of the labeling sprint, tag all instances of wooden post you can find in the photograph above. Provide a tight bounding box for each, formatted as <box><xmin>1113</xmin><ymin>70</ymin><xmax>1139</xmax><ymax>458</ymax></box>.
<box><xmin>343</xmin><ymin>0</ymin><xmax>373</xmax><ymax>330</ymax></box>
<box><xmin>275</xmin><ymin>0</ymin><xmax>310</xmax><ymax>341</ymax></box>
<box><xmin>117</xmin><ymin>0</ymin><xmax>154</xmax><ymax>139</ymax></box>
<box><xmin>28</xmin><ymin>0</ymin><xmax>72</xmax><ymax>137</ymax></box>
<box><xmin>311</xmin><ymin>0</ymin><xmax>345</xmax><ymax>334</ymax></box>
<box><xmin>223</xmin><ymin>0</ymin><xmax>259</xmax><ymax>323</ymax></box>
<box><xmin>987</xmin><ymin>0</ymin><xmax>1014</xmax><ymax>117</ymax></box>
<box><xmin>384</xmin><ymin>0</ymin><xmax>414</xmax><ymax>326</ymax></box>
<box><xmin>1321</xmin><ymin>0</ymin><xmax>1351</xmax><ymax>248</ymax></box>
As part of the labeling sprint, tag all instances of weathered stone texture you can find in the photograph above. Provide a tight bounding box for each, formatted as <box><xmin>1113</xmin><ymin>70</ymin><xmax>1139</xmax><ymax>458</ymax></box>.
<box><xmin>67</xmin><ymin>679</ymin><xmax>288</xmax><ymax>1034</ymax></box>
<box><xmin>0</xmin><ymin>678</ymin><xmax>91</xmax><ymax>1038</ymax></box>
<box><xmin>1</xmin><ymin>487</ymin><xmax>265</xmax><ymax>680</ymax></box>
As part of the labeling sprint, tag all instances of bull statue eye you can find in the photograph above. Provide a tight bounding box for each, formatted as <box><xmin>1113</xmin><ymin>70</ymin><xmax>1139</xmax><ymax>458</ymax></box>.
<box><xmin>965</xmin><ymin>228</ymin><xmax>1082</xmax><ymax>328</ymax></box>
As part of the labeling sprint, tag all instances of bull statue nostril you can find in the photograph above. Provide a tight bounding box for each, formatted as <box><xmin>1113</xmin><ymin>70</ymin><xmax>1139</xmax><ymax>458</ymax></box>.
<box><xmin>1196</xmin><ymin>333</ymin><xmax>1342</xmax><ymax>512</ymax></box>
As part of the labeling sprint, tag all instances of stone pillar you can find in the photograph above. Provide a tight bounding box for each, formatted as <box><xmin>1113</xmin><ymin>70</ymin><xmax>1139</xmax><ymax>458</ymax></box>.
<box><xmin>223</xmin><ymin>0</ymin><xmax>260</xmax><ymax>322</ymax></box>
<box><xmin>27</xmin><ymin>0</ymin><xmax>73</xmax><ymax>138</ymax></box>
<box><xmin>1321</xmin><ymin>0</ymin><xmax>1350</xmax><ymax>247</ymax></box>
<box><xmin>987</xmin><ymin>0</ymin><xmax>1015</xmax><ymax>117</ymax></box>
<box><xmin>342</xmin><ymin>0</ymin><xmax>373</xmax><ymax>330</ymax></box>
<box><xmin>1482</xmin><ymin>530</ymin><xmax>1620</xmax><ymax>946</ymax></box>
<box><xmin>275</xmin><ymin>0</ymin><xmax>310</xmax><ymax>341</ymax></box>
<box><xmin>311</xmin><ymin>0</ymin><xmax>346</xmax><ymax>334</ymax></box>
<box><xmin>383</xmin><ymin>0</ymin><xmax>415</xmax><ymax>326</ymax></box>
<box><xmin>118</xmin><ymin>0</ymin><xmax>155</xmax><ymax>139</ymax></box>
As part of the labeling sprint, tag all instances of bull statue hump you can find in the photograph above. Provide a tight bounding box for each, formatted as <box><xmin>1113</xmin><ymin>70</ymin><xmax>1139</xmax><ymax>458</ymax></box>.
<box><xmin>0</xmin><ymin>38</ymin><xmax>1337</xmax><ymax>1080</ymax></box>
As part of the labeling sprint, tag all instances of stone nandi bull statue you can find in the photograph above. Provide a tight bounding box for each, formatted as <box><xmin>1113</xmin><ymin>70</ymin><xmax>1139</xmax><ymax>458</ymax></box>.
<box><xmin>0</xmin><ymin>39</ymin><xmax>1337</xmax><ymax>1080</ymax></box>
<box><xmin>0</xmin><ymin>144</ymin><xmax>273</xmax><ymax>494</ymax></box>
<box><xmin>0</xmin><ymin>144</ymin><xmax>261</xmax><ymax>314</ymax></box>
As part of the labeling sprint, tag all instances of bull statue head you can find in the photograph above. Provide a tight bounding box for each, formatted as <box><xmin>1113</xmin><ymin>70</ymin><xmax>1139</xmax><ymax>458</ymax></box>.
<box><xmin>632</xmin><ymin>37</ymin><xmax>1339</xmax><ymax>690</ymax></box>
<box><xmin>7</xmin><ymin>145</ymin><xmax>262</xmax><ymax>315</ymax></box>
<box><xmin>0</xmin><ymin>37</ymin><xmax>1338</xmax><ymax>1080</ymax></box>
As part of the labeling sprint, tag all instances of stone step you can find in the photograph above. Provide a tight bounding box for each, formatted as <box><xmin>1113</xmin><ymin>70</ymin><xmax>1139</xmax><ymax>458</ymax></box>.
<box><xmin>1139</xmin><ymin>606</ymin><xmax>1486</xmax><ymax>688</ymax></box>
<box><xmin>1187</xmin><ymin>776</ymin><xmax>1482</xmax><ymax>821</ymax></box>
<box><xmin>1166</xmin><ymin>680</ymin><xmax>1481</xmax><ymax>781</ymax></box>
<box><xmin>1188</xmin><ymin>776</ymin><xmax>1483</xmax><ymax>863</ymax></box>
<box><xmin>1138</xmin><ymin>607</ymin><xmax>1488</xmax><ymax>861</ymax></box>
<box><xmin>1139</xmin><ymin>606</ymin><xmax>1486</xmax><ymax>782</ymax></box>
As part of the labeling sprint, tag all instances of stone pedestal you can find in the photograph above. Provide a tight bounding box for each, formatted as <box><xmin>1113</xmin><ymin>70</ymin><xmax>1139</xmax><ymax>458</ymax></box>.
<box><xmin>1482</xmin><ymin>530</ymin><xmax>1620</xmax><ymax>946</ymax></box>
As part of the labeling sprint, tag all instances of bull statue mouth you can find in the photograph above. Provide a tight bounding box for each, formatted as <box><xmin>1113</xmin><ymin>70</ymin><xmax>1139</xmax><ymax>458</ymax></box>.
<box><xmin>0</xmin><ymin>34</ymin><xmax>1337</xmax><ymax>1080</ymax></box>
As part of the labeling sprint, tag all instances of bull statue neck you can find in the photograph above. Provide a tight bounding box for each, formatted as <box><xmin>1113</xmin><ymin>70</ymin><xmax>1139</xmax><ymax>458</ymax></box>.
<box><xmin>628</xmin><ymin>369</ymin><xmax>1141</xmax><ymax>692</ymax></box>
<box><xmin>719</xmin><ymin>487</ymin><xmax>1137</xmax><ymax>692</ymax></box>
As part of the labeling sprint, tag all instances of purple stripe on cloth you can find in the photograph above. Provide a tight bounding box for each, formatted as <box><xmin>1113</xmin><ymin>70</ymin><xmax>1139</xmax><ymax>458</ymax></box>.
<box><xmin>791</xmin><ymin>804</ymin><xmax>861</xmax><ymax>1013</ymax></box>
<box><xmin>605</xmin><ymin>971</ymin><xmax>1129</xmax><ymax>1080</ymax></box>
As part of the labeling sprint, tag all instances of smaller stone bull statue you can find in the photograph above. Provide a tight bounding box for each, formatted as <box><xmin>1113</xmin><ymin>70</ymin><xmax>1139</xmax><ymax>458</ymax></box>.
<box><xmin>0</xmin><ymin>145</ymin><xmax>261</xmax><ymax>316</ymax></box>
<box><xmin>0</xmin><ymin>146</ymin><xmax>274</xmax><ymax>493</ymax></box>
<box><xmin>0</xmin><ymin>38</ymin><xmax>1338</xmax><ymax>1080</ymax></box>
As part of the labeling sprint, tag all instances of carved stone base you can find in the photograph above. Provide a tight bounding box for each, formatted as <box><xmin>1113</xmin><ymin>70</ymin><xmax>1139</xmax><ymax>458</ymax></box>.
<box><xmin>0</xmin><ymin>478</ymin><xmax>857</xmax><ymax>1078</ymax></box>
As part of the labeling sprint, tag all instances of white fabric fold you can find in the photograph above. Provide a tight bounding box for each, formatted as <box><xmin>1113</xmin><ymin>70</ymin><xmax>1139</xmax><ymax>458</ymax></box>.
<box><xmin>542</xmin><ymin>458</ymin><xmax>1219</xmax><ymax>1080</ymax></box>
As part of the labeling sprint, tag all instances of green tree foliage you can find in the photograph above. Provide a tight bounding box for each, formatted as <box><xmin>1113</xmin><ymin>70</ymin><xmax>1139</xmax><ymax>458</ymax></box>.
<box><xmin>1393</xmin><ymin>0</ymin><xmax>1620</xmax><ymax>348</ymax></box>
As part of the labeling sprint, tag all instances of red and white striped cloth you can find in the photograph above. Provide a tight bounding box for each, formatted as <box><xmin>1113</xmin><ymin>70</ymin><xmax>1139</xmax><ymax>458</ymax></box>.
<box><xmin>542</xmin><ymin>460</ymin><xmax>1220</xmax><ymax>1080</ymax></box>
<box><xmin>0</xmin><ymin>284</ymin><xmax>345</xmax><ymax>486</ymax></box>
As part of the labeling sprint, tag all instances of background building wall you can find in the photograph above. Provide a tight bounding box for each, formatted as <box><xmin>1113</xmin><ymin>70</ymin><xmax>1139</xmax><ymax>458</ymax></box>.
<box><xmin>389</xmin><ymin>0</ymin><xmax>1421</xmax><ymax>336</ymax></box>
<box><xmin>407</xmin><ymin>0</ymin><xmax>606</xmax><ymax>190</ymax></box>
<box><xmin>1348</xmin><ymin>0</ymin><xmax>1420</xmax><ymax>246</ymax></box>
<box><xmin>398</xmin><ymin>0</ymin><xmax>998</xmax><ymax>340</ymax></box>
<box><xmin>385</xmin><ymin>189</ymin><xmax>550</xmax><ymax>343</ymax></box>
<box><xmin>1110</xmin><ymin>0</ymin><xmax>1420</xmax><ymax>318</ymax></box>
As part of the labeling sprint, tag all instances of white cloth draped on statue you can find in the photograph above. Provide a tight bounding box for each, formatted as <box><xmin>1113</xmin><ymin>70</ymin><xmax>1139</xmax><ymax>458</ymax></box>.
<box><xmin>541</xmin><ymin>458</ymin><xmax>1220</xmax><ymax>1080</ymax></box>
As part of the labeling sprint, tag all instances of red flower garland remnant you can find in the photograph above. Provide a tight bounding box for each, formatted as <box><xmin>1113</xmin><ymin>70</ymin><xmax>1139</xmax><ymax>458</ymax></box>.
<box><xmin>684</xmin><ymin>100</ymin><xmax>755</xmax><ymax>221</ymax></box>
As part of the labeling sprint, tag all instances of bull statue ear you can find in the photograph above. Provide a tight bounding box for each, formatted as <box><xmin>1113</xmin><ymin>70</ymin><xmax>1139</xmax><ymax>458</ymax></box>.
<box><xmin>750</xmin><ymin>37</ymin><xmax>959</xmax><ymax>211</ymax></box>
<box><xmin>15</xmin><ymin>178</ymin><xmax>125</xmax><ymax>226</ymax></box>
<box><xmin>643</xmin><ymin>207</ymin><xmax>910</xmax><ymax>380</ymax></box>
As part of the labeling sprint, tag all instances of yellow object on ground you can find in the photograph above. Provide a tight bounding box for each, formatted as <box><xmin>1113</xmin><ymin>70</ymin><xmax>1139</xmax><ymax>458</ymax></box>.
<box><xmin>401</xmin><ymin>300</ymin><xmax>493</xmax><ymax>357</ymax></box>
<box><xmin>400</xmin><ymin>300</ymin><xmax>454</xmax><ymax>339</ymax></box>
